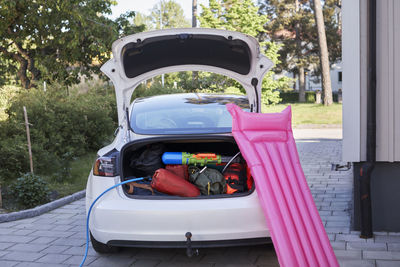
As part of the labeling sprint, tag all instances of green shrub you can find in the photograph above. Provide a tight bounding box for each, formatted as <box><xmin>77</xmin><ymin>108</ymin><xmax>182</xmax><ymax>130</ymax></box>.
<box><xmin>279</xmin><ymin>91</ymin><xmax>316</xmax><ymax>103</ymax></box>
<box><xmin>9</xmin><ymin>173</ymin><xmax>50</xmax><ymax>209</ymax></box>
<box><xmin>0</xmin><ymin>83</ymin><xmax>117</xmax><ymax>181</ymax></box>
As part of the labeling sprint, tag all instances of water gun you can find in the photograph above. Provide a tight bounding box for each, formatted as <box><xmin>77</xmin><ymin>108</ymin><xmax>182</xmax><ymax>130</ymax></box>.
<box><xmin>162</xmin><ymin>152</ymin><xmax>239</xmax><ymax>166</ymax></box>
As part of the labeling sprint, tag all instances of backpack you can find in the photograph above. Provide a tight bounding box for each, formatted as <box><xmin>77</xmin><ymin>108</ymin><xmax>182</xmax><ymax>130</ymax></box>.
<box><xmin>189</xmin><ymin>166</ymin><xmax>226</xmax><ymax>195</ymax></box>
<box><xmin>223</xmin><ymin>163</ymin><xmax>248</xmax><ymax>194</ymax></box>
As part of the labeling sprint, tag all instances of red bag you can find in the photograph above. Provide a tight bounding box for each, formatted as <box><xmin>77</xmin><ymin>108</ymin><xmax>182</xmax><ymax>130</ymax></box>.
<box><xmin>165</xmin><ymin>164</ymin><xmax>189</xmax><ymax>180</ymax></box>
<box><xmin>151</xmin><ymin>169</ymin><xmax>200</xmax><ymax>197</ymax></box>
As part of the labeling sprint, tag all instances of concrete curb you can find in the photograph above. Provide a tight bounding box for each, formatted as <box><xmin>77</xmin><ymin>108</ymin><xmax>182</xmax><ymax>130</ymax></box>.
<box><xmin>0</xmin><ymin>190</ymin><xmax>85</xmax><ymax>223</ymax></box>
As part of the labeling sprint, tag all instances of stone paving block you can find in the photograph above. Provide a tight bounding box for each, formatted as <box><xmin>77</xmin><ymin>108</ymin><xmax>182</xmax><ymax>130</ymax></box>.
<box><xmin>330</xmin><ymin>241</ymin><xmax>346</xmax><ymax>250</ymax></box>
<box><xmin>0</xmin><ymin>228</ymin><xmax>16</xmax><ymax>235</ymax></box>
<box><xmin>62</xmin><ymin>246</ymin><xmax>98</xmax><ymax>256</ymax></box>
<box><xmin>326</xmin><ymin>221</ymin><xmax>350</xmax><ymax>227</ymax></box>
<box><xmin>0</xmin><ymin>235</ymin><xmax>37</xmax><ymax>243</ymax></box>
<box><xmin>0</xmin><ymin>250</ymin><xmax>9</xmax><ymax>257</ymax></box>
<box><xmin>375</xmin><ymin>235</ymin><xmax>400</xmax><ymax>243</ymax></box>
<box><xmin>337</xmin><ymin>259</ymin><xmax>375</xmax><ymax>267</ymax></box>
<box><xmin>35</xmin><ymin>253</ymin><xmax>71</xmax><ymax>264</ymax></box>
<box><xmin>325</xmin><ymin>227</ymin><xmax>351</xmax><ymax>234</ymax></box>
<box><xmin>129</xmin><ymin>259</ymin><xmax>161</xmax><ymax>267</ymax></box>
<box><xmin>133</xmin><ymin>249</ymin><xmax>177</xmax><ymax>261</ymax></box>
<box><xmin>376</xmin><ymin>260</ymin><xmax>400</xmax><ymax>267</ymax></box>
<box><xmin>13</xmin><ymin>224</ymin><xmax>34</xmax><ymax>230</ymax></box>
<box><xmin>12</xmin><ymin>229</ymin><xmax>36</xmax><ymax>236</ymax></box>
<box><xmin>51</xmin><ymin>237</ymin><xmax>86</xmax><ymax>247</ymax></box>
<box><xmin>87</xmin><ymin>256</ymin><xmax>135</xmax><ymax>267</ymax></box>
<box><xmin>28</xmin><ymin>230</ymin><xmax>75</xmax><ymax>238</ymax></box>
<box><xmin>334</xmin><ymin>250</ymin><xmax>362</xmax><ymax>259</ymax></box>
<box><xmin>363</xmin><ymin>251</ymin><xmax>400</xmax><ymax>260</ymax></box>
<box><xmin>6</xmin><ymin>243</ymin><xmax>49</xmax><ymax>252</ymax></box>
<box><xmin>336</xmin><ymin>234</ymin><xmax>367</xmax><ymax>242</ymax></box>
<box><xmin>214</xmin><ymin>264</ymin><xmax>256</xmax><ymax>267</ymax></box>
<box><xmin>28</xmin><ymin>236</ymin><xmax>58</xmax><ymax>245</ymax></box>
<box><xmin>14</xmin><ymin>262</ymin><xmax>65</xmax><ymax>267</ymax></box>
<box><xmin>0</xmin><ymin>260</ymin><xmax>19</xmax><ymax>267</ymax></box>
<box><xmin>325</xmin><ymin>216</ymin><xmax>351</xmax><ymax>222</ymax></box>
<box><xmin>0</xmin><ymin>242</ymin><xmax>15</xmax><ymax>250</ymax></box>
<box><xmin>2</xmin><ymin>251</ymin><xmax>45</xmax><ymax>262</ymax></box>
<box><xmin>388</xmin><ymin>243</ymin><xmax>400</xmax><ymax>251</ymax></box>
<box><xmin>62</xmin><ymin>255</ymin><xmax>97</xmax><ymax>266</ymax></box>
<box><xmin>347</xmin><ymin>242</ymin><xmax>387</xmax><ymax>251</ymax></box>
<box><xmin>40</xmin><ymin>245</ymin><xmax>70</xmax><ymax>254</ymax></box>
<box><xmin>51</xmin><ymin>224</ymin><xmax>76</xmax><ymax>231</ymax></box>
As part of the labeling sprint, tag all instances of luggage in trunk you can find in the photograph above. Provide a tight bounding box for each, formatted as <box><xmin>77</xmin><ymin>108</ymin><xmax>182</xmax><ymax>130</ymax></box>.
<box><xmin>120</xmin><ymin>136</ymin><xmax>254</xmax><ymax>199</ymax></box>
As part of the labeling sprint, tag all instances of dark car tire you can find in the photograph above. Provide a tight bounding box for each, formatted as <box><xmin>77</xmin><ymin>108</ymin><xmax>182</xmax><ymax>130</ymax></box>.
<box><xmin>90</xmin><ymin>232</ymin><xmax>120</xmax><ymax>254</ymax></box>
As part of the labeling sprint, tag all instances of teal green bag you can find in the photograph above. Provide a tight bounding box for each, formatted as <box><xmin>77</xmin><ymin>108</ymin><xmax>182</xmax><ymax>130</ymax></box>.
<box><xmin>189</xmin><ymin>166</ymin><xmax>226</xmax><ymax>195</ymax></box>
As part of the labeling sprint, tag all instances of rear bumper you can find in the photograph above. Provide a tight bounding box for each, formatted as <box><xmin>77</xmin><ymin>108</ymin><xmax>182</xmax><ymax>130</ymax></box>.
<box><xmin>86</xmin><ymin>174</ymin><xmax>270</xmax><ymax>244</ymax></box>
<box><xmin>108</xmin><ymin>237</ymin><xmax>272</xmax><ymax>248</ymax></box>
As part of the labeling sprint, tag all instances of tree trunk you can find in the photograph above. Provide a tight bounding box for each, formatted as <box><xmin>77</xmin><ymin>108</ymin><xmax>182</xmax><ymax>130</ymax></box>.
<box><xmin>298</xmin><ymin>66</ymin><xmax>306</xmax><ymax>102</ymax></box>
<box><xmin>192</xmin><ymin>0</ymin><xmax>197</xmax><ymax>27</ymax></box>
<box><xmin>313</xmin><ymin>0</ymin><xmax>333</xmax><ymax>105</ymax></box>
<box><xmin>295</xmin><ymin>0</ymin><xmax>305</xmax><ymax>102</ymax></box>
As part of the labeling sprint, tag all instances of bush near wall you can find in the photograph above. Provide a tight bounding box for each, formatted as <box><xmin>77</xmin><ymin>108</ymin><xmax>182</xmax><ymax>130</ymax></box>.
<box><xmin>279</xmin><ymin>91</ymin><xmax>316</xmax><ymax>103</ymax></box>
<box><xmin>279</xmin><ymin>90</ymin><xmax>340</xmax><ymax>104</ymax></box>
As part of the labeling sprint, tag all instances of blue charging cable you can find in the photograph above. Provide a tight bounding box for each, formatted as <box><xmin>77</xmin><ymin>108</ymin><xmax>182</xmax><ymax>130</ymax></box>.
<box><xmin>80</xmin><ymin>177</ymin><xmax>145</xmax><ymax>267</ymax></box>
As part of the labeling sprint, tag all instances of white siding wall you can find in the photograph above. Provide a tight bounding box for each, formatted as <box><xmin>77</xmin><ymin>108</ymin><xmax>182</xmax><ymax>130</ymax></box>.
<box><xmin>376</xmin><ymin>0</ymin><xmax>400</xmax><ymax>162</ymax></box>
<box><xmin>342</xmin><ymin>0</ymin><xmax>400</xmax><ymax>162</ymax></box>
<box><xmin>342</xmin><ymin>0</ymin><xmax>361</xmax><ymax>162</ymax></box>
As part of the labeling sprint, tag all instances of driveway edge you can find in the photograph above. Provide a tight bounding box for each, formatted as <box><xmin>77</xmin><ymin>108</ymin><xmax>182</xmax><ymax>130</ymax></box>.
<box><xmin>0</xmin><ymin>190</ymin><xmax>85</xmax><ymax>223</ymax></box>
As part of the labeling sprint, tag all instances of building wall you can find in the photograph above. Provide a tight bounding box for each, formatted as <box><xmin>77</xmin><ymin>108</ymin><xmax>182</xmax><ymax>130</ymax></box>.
<box><xmin>343</xmin><ymin>0</ymin><xmax>400</xmax><ymax>162</ymax></box>
<box><xmin>376</xmin><ymin>0</ymin><xmax>400</xmax><ymax>162</ymax></box>
<box><xmin>342</xmin><ymin>0</ymin><xmax>361</xmax><ymax>162</ymax></box>
<box><xmin>280</xmin><ymin>62</ymin><xmax>343</xmax><ymax>92</ymax></box>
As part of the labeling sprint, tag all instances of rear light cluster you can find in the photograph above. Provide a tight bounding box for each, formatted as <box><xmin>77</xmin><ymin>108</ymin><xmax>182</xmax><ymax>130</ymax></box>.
<box><xmin>93</xmin><ymin>151</ymin><xmax>119</xmax><ymax>177</ymax></box>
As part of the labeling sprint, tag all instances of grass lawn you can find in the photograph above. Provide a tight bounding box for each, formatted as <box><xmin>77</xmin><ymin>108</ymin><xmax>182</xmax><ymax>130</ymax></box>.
<box><xmin>45</xmin><ymin>152</ymin><xmax>96</xmax><ymax>198</ymax></box>
<box><xmin>262</xmin><ymin>103</ymin><xmax>342</xmax><ymax>126</ymax></box>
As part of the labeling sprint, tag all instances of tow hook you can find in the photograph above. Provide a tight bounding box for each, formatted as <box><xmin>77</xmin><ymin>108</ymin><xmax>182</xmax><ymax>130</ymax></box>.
<box><xmin>185</xmin><ymin>232</ymin><xmax>199</xmax><ymax>258</ymax></box>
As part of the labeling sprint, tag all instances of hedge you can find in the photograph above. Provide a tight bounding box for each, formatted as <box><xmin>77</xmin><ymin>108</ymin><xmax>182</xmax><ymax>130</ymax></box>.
<box><xmin>279</xmin><ymin>91</ymin><xmax>340</xmax><ymax>104</ymax></box>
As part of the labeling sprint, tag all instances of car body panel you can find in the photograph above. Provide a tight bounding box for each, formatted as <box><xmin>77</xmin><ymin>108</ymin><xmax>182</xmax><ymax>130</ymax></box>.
<box><xmin>87</xmin><ymin>174</ymin><xmax>269</xmax><ymax>243</ymax></box>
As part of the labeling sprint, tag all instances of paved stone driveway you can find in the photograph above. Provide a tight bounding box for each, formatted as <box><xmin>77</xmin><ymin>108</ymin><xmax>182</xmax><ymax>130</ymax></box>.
<box><xmin>1</xmin><ymin>140</ymin><xmax>400</xmax><ymax>266</ymax></box>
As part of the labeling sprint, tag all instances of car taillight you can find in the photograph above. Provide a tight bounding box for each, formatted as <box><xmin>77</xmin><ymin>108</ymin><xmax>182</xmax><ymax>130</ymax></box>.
<box><xmin>93</xmin><ymin>156</ymin><xmax>118</xmax><ymax>177</ymax></box>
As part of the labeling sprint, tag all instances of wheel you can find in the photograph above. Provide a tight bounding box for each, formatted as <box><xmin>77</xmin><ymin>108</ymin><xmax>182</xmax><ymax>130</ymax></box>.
<box><xmin>90</xmin><ymin>232</ymin><xmax>120</xmax><ymax>254</ymax></box>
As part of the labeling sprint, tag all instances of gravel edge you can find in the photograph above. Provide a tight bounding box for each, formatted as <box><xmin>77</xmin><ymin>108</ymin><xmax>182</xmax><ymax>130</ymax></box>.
<box><xmin>0</xmin><ymin>190</ymin><xmax>86</xmax><ymax>223</ymax></box>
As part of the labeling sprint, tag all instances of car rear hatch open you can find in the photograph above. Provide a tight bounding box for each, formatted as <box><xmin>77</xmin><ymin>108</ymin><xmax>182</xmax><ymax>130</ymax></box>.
<box><xmin>100</xmin><ymin>28</ymin><xmax>273</xmax><ymax>130</ymax></box>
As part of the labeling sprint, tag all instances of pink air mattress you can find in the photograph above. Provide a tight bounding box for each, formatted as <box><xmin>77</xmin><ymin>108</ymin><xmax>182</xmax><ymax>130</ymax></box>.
<box><xmin>226</xmin><ymin>104</ymin><xmax>338</xmax><ymax>267</ymax></box>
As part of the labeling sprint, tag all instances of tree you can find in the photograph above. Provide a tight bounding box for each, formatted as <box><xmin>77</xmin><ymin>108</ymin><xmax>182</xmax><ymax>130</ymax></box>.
<box><xmin>151</xmin><ymin>0</ymin><xmax>191</xmax><ymax>29</ymax></box>
<box><xmin>134</xmin><ymin>12</ymin><xmax>155</xmax><ymax>31</ymax></box>
<box><xmin>199</xmin><ymin>0</ymin><xmax>292</xmax><ymax>105</ymax></box>
<box><xmin>0</xmin><ymin>0</ymin><xmax>142</xmax><ymax>89</ymax></box>
<box><xmin>259</xmin><ymin>0</ymin><xmax>341</xmax><ymax>103</ymax></box>
<box><xmin>312</xmin><ymin>0</ymin><xmax>333</xmax><ymax>105</ymax></box>
<box><xmin>259</xmin><ymin>0</ymin><xmax>318</xmax><ymax>102</ymax></box>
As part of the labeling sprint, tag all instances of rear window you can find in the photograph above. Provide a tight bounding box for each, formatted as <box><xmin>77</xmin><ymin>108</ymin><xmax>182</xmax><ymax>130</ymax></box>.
<box><xmin>130</xmin><ymin>94</ymin><xmax>249</xmax><ymax>135</ymax></box>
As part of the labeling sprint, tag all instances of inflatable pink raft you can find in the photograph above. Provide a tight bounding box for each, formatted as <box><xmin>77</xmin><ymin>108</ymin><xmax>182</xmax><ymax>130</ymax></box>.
<box><xmin>226</xmin><ymin>104</ymin><xmax>338</xmax><ymax>267</ymax></box>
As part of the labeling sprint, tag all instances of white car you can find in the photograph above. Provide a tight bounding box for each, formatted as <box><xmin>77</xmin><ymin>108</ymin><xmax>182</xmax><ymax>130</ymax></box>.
<box><xmin>86</xmin><ymin>28</ymin><xmax>273</xmax><ymax>254</ymax></box>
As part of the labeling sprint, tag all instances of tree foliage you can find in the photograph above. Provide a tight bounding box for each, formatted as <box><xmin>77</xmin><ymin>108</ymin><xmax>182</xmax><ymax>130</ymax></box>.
<box><xmin>199</xmin><ymin>0</ymin><xmax>292</xmax><ymax>104</ymax></box>
<box><xmin>259</xmin><ymin>0</ymin><xmax>341</xmax><ymax>102</ymax></box>
<box><xmin>0</xmin><ymin>0</ymin><xmax>143</xmax><ymax>89</ymax></box>
<box><xmin>151</xmin><ymin>0</ymin><xmax>191</xmax><ymax>29</ymax></box>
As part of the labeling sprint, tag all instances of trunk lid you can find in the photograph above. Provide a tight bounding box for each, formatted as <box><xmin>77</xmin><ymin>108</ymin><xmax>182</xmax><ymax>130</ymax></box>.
<box><xmin>101</xmin><ymin>28</ymin><xmax>273</xmax><ymax>129</ymax></box>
